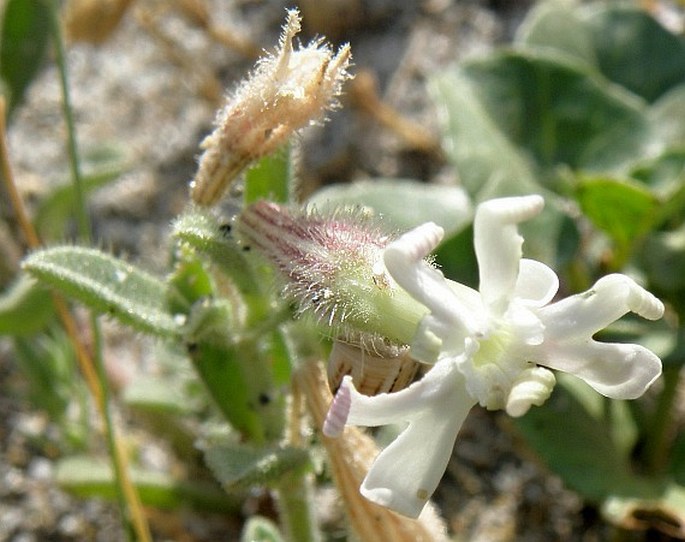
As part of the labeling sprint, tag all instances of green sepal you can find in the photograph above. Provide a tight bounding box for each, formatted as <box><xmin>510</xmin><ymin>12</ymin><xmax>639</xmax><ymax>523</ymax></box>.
<box><xmin>23</xmin><ymin>246</ymin><xmax>181</xmax><ymax>338</ymax></box>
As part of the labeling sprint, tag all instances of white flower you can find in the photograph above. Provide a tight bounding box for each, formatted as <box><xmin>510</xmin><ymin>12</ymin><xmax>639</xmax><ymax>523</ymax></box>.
<box><xmin>324</xmin><ymin>194</ymin><xmax>664</xmax><ymax>518</ymax></box>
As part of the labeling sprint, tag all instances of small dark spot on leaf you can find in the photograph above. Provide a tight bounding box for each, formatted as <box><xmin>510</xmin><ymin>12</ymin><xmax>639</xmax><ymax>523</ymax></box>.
<box><xmin>219</xmin><ymin>223</ymin><xmax>232</xmax><ymax>236</ymax></box>
<box><xmin>186</xmin><ymin>342</ymin><xmax>198</xmax><ymax>354</ymax></box>
<box><xmin>242</xmin><ymin>245</ymin><xmax>251</xmax><ymax>252</ymax></box>
<box><xmin>258</xmin><ymin>393</ymin><xmax>271</xmax><ymax>406</ymax></box>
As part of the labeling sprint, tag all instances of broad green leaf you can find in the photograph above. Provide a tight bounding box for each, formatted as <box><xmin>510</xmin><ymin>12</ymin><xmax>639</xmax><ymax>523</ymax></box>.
<box><xmin>518</xmin><ymin>3</ymin><xmax>685</xmax><ymax>104</ymax></box>
<box><xmin>648</xmin><ymin>85</ymin><xmax>685</xmax><ymax>152</ymax></box>
<box><xmin>0</xmin><ymin>273</ymin><xmax>54</xmax><ymax>335</ymax></box>
<box><xmin>515</xmin><ymin>374</ymin><xmax>635</xmax><ymax>501</ymax></box>
<box><xmin>585</xmin><ymin>5</ymin><xmax>685</xmax><ymax>104</ymax></box>
<box><xmin>641</xmin><ymin>225</ymin><xmax>685</xmax><ymax>297</ymax></box>
<box><xmin>241</xmin><ymin>517</ymin><xmax>284</xmax><ymax>542</ymax></box>
<box><xmin>631</xmin><ymin>149</ymin><xmax>685</xmax><ymax>191</ymax></box>
<box><xmin>244</xmin><ymin>145</ymin><xmax>292</xmax><ymax>204</ymax></box>
<box><xmin>453</xmin><ymin>50</ymin><xmax>646</xmax><ymax>173</ymax></box>
<box><xmin>0</xmin><ymin>0</ymin><xmax>50</xmax><ymax>117</ymax></box>
<box><xmin>429</xmin><ymin>68</ymin><xmax>540</xmax><ymax>199</ymax></box>
<box><xmin>516</xmin><ymin>0</ymin><xmax>596</xmax><ymax>66</ymax></box>
<box><xmin>35</xmin><ymin>166</ymin><xmax>125</xmax><ymax>240</ymax></box>
<box><xmin>56</xmin><ymin>456</ymin><xmax>240</xmax><ymax>512</ymax></box>
<box><xmin>23</xmin><ymin>246</ymin><xmax>180</xmax><ymax>337</ymax></box>
<box><xmin>202</xmin><ymin>438</ymin><xmax>309</xmax><ymax>491</ymax></box>
<box><xmin>307</xmin><ymin>179</ymin><xmax>472</xmax><ymax>237</ymax></box>
<box><xmin>576</xmin><ymin>176</ymin><xmax>657</xmax><ymax>254</ymax></box>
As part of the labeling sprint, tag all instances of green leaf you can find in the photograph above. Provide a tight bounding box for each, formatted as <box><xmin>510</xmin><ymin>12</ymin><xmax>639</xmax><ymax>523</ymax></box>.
<box><xmin>585</xmin><ymin>5</ymin><xmax>685</xmax><ymax>104</ymax></box>
<box><xmin>453</xmin><ymin>50</ymin><xmax>646</xmax><ymax>173</ymax></box>
<box><xmin>123</xmin><ymin>375</ymin><xmax>193</xmax><ymax>416</ymax></box>
<box><xmin>429</xmin><ymin>67</ymin><xmax>540</xmax><ymax>200</ymax></box>
<box><xmin>642</xmin><ymin>225</ymin><xmax>685</xmax><ymax>296</ymax></box>
<box><xmin>172</xmin><ymin>209</ymin><xmax>261</xmax><ymax>299</ymax></box>
<box><xmin>244</xmin><ymin>145</ymin><xmax>292</xmax><ymax>205</ymax></box>
<box><xmin>0</xmin><ymin>0</ymin><xmax>51</xmax><ymax>117</ymax></box>
<box><xmin>0</xmin><ymin>273</ymin><xmax>55</xmax><ymax>335</ymax></box>
<box><xmin>515</xmin><ymin>374</ymin><xmax>636</xmax><ymax>501</ymax></box>
<box><xmin>516</xmin><ymin>0</ymin><xmax>597</xmax><ymax>67</ymax></box>
<box><xmin>576</xmin><ymin>176</ymin><xmax>658</xmax><ymax>253</ymax></box>
<box><xmin>203</xmin><ymin>438</ymin><xmax>310</xmax><ymax>491</ymax></box>
<box><xmin>12</xmin><ymin>329</ymin><xmax>80</xmax><ymax>420</ymax></box>
<box><xmin>648</xmin><ymin>85</ymin><xmax>685</xmax><ymax>151</ymax></box>
<box><xmin>307</xmin><ymin>179</ymin><xmax>472</xmax><ymax>237</ymax></box>
<box><xmin>518</xmin><ymin>3</ymin><xmax>685</xmax><ymax>104</ymax></box>
<box><xmin>241</xmin><ymin>517</ymin><xmax>284</xmax><ymax>542</ymax></box>
<box><xmin>56</xmin><ymin>456</ymin><xmax>240</xmax><ymax>512</ymax></box>
<box><xmin>23</xmin><ymin>246</ymin><xmax>180</xmax><ymax>337</ymax></box>
<box><xmin>188</xmin><ymin>339</ymin><xmax>284</xmax><ymax>444</ymax></box>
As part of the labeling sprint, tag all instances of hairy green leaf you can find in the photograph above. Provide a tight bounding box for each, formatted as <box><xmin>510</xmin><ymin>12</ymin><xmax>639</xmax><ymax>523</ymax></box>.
<box><xmin>203</xmin><ymin>438</ymin><xmax>309</xmax><ymax>491</ymax></box>
<box><xmin>23</xmin><ymin>246</ymin><xmax>180</xmax><ymax>337</ymax></box>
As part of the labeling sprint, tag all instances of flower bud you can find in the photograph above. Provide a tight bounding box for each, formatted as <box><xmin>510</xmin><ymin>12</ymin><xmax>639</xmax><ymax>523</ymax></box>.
<box><xmin>235</xmin><ymin>201</ymin><xmax>427</xmax><ymax>344</ymax></box>
<box><xmin>190</xmin><ymin>9</ymin><xmax>352</xmax><ymax>206</ymax></box>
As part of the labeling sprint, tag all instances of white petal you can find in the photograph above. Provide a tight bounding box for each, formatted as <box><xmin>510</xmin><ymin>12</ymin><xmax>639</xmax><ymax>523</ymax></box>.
<box><xmin>505</xmin><ymin>366</ymin><xmax>556</xmax><ymax>417</ymax></box>
<box><xmin>474</xmin><ymin>195</ymin><xmax>544</xmax><ymax>314</ymax></box>
<box><xmin>534</xmin><ymin>340</ymin><xmax>662</xmax><ymax>399</ymax></box>
<box><xmin>344</xmin><ymin>358</ymin><xmax>458</xmax><ymax>427</ymax></box>
<box><xmin>513</xmin><ymin>259</ymin><xmax>559</xmax><ymax>307</ymax></box>
<box><xmin>360</xmin><ymin>376</ymin><xmax>474</xmax><ymax>518</ymax></box>
<box><xmin>539</xmin><ymin>274</ymin><xmax>665</xmax><ymax>341</ymax></box>
<box><xmin>384</xmin><ymin>222</ymin><xmax>483</xmax><ymax>337</ymax></box>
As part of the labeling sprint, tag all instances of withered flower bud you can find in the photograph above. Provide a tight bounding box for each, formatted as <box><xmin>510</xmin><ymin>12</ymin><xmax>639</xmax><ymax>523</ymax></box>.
<box><xmin>191</xmin><ymin>9</ymin><xmax>352</xmax><ymax>206</ymax></box>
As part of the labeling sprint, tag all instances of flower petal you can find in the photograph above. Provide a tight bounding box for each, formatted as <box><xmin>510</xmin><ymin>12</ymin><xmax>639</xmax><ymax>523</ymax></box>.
<box><xmin>538</xmin><ymin>274</ymin><xmax>665</xmax><ymax>341</ymax></box>
<box><xmin>384</xmin><ymin>223</ymin><xmax>480</xmax><ymax>334</ymax></box>
<box><xmin>505</xmin><ymin>366</ymin><xmax>556</xmax><ymax>417</ymax></box>
<box><xmin>360</xmin><ymin>375</ymin><xmax>474</xmax><ymax>518</ymax></box>
<box><xmin>474</xmin><ymin>195</ymin><xmax>544</xmax><ymax>314</ymax></box>
<box><xmin>534</xmin><ymin>340</ymin><xmax>662</xmax><ymax>399</ymax></box>
<box><xmin>342</xmin><ymin>357</ymin><xmax>460</xmax><ymax>427</ymax></box>
<box><xmin>513</xmin><ymin>259</ymin><xmax>559</xmax><ymax>307</ymax></box>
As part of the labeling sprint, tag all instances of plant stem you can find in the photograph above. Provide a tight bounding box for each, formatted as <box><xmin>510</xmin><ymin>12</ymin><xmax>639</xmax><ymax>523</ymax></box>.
<box><xmin>276</xmin><ymin>381</ymin><xmax>320</xmax><ymax>542</ymax></box>
<box><xmin>645</xmin><ymin>366</ymin><xmax>681</xmax><ymax>473</ymax></box>
<box><xmin>45</xmin><ymin>3</ymin><xmax>151</xmax><ymax>540</ymax></box>
<box><xmin>46</xmin><ymin>0</ymin><xmax>91</xmax><ymax>242</ymax></box>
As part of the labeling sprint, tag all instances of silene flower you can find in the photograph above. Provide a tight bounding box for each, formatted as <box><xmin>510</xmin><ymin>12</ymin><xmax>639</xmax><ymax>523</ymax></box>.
<box><xmin>323</xmin><ymin>194</ymin><xmax>665</xmax><ymax>518</ymax></box>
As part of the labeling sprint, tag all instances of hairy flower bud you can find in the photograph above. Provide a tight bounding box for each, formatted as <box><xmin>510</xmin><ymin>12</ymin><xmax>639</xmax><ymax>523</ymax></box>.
<box><xmin>235</xmin><ymin>201</ymin><xmax>428</xmax><ymax>344</ymax></box>
<box><xmin>191</xmin><ymin>9</ymin><xmax>352</xmax><ymax>206</ymax></box>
